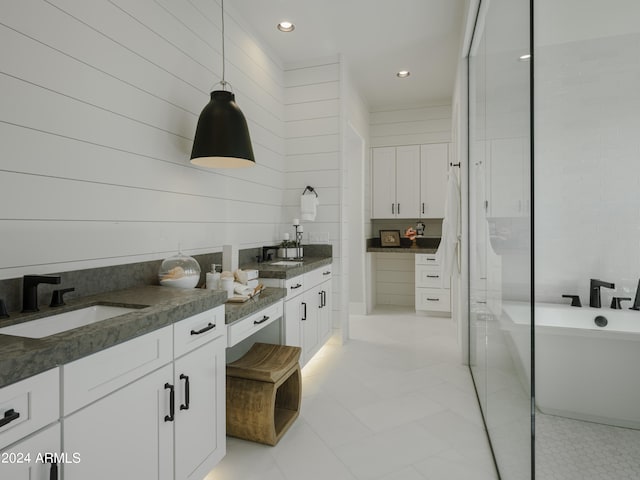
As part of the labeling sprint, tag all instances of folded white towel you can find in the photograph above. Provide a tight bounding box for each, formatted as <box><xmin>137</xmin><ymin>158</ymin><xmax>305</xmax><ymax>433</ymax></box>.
<box><xmin>301</xmin><ymin>194</ymin><xmax>319</xmax><ymax>221</ymax></box>
<box><xmin>233</xmin><ymin>282</ymin><xmax>253</xmax><ymax>296</ymax></box>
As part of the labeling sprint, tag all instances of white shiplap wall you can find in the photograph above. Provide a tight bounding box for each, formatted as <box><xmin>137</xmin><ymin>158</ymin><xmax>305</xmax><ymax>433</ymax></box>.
<box><xmin>283</xmin><ymin>57</ymin><xmax>343</xmax><ymax>326</ymax></box>
<box><xmin>0</xmin><ymin>0</ymin><xmax>285</xmax><ymax>279</ymax></box>
<box><xmin>370</xmin><ymin>104</ymin><xmax>452</xmax><ymax>148</ymax></box>
<box><xmin>375</xmin><ymin>252</ymin><xmax>415</xmax><ymax>306</ymax></box>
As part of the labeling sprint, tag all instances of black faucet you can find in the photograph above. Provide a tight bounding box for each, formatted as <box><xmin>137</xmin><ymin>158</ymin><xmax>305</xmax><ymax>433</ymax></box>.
<box><xmin>589</xmin><ymin>279</ymin><xmax>615</xmax><ymax>308</ymax></box>
<box><xmin>630</xmin><ymin>280</ymin><xmax>640</xmax><ymax>311</ymax></box>
<box><xmin>0</xmin><ymin>299</ymin><xmax>8</xmax><ymax>319</ymax></box>
<box><xmin>22</xmin><ymin>275</ymin><xmax>61</xmax><ymax>313</ymax></box>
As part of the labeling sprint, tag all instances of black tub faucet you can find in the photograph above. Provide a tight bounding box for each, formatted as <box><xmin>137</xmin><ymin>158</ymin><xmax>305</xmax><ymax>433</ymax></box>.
<box><xmin>631</xmin><ymin>279</ymin><xmax>640</xmax><ymax>311</ymax></box>
<box><xmin>589</xmin><ymin>279</ymin><xmax>615</xmax><ymax>308</ymax></box>
<box><xmin>22</xmin><ymin>275</ymin><xmax>61</xmax><ymax>313</ymax></box>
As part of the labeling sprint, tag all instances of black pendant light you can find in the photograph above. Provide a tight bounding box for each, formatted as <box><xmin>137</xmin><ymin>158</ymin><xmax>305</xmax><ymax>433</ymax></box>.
<box><xmin>190</xmin><ymin>0</ymin><xmax>255</xmax><ymax>168</ymax></box>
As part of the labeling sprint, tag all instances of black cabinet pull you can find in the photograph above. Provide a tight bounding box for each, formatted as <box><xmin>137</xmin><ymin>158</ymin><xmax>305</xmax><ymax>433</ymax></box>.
<box><xmin>426</xmin><ymin>298</ymin><xmax>440</xmax><ymax>302</ymax></box>
<box><xmin>323</xmin><ymin>271</ymin><xmax>331</xmax><ymax>276</ymax></box>
<box><xmin>318</xmin><ymin>291</ymin><xmax>323</xmax><ymax>308</ymax></box>
<box><xmin>426</xmin><ymin>275</ymin><xmax>440</xmax><ymax>278</ymax></box>
<box><xmin>0</xmin><ymin>408</ymin><xmax>20</xmax><ymax>428</ymax></box>
<box><xmin>49</xmin><ymin>462</ymin><xmax>58</xmax><ymax>480</ymax></box>
<box><xmin>290</xmin><ymin>283</ymin><xmax>302</xmax><ymax>290</ymax></box>
<box><xmin>321</xmin><ymin>291</ymin><xmax>326</xmax><ymax>307</ymax></box>
<box><xmin>301</xmin><ymin>302</ymin><xmax>307</xmax><ymax>320</ymax></box>
<box><xmin>164</xmin><ymin>383</ymin><xmax>175</xmax><ymax>422</ymax></box>
<box><xmin>422</xmin><ymin>202</ymin><xmax>425</xmax><ymax>214</ymax></box>
<box><xmin>180</xmin><ymin>374</ymin><xmax>190</xmax><ymax>411</ymax></box>
<box><xmin>190</xmin><ymin>322</ymin><xmax>215</xmax><ymax>335</ymax></box>
<box><xmin>398</xmin><ymin>203</ymin><xmax>400</xmax><ymax>214</ymax></box>
<box><xmin>391</xmin><ymin>203</ymin><xmax>394</xmax><ymax>214</ymax></box>
<box><xmin>253</xmin><ymin>315</ymin><xmax>270</xmax><ymax>325</ymax></box>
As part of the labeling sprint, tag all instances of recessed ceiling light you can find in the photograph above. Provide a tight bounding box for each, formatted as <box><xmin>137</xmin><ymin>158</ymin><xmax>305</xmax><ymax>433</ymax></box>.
<box><xmin>277</xmin><ymin>21</ymin><xmax>295</xmax><ymax>32</ymax></box>
<box><xmin>519</xmin><ymin>54</ymin><xmax>531</xmax><ymax>61</ymax></box>
<box><xmin>396</xmin><ymin>70</ymin><xmax>410</xmax><ymax>78</ymax></box>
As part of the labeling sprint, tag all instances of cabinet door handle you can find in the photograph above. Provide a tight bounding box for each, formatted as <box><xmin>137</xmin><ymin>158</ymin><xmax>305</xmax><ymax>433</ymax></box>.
<box><xmin>398</xmin><ymin>203</ymin><xmax>400</xmax><ymax>214</ymax></box>
<box><xmin>253</xmin><ymin>315</ymin><xmax>270</xmax><ymax>325</ymax></box>
<box><xmin>323</xmin><ymin>271</ymin><xmax>331</xmax><ymax>276</ymax></box>
<box><xmin>49</xmin><ymin>462</ymin><xmax>58</xmax><ymax>480</ymax></box>
<box><xmin>301</xmin><ymin>302</ymin><xmax>307</xmax><ymax>320</ymax></box>
<box><xmin>426</xmin><ymin>275</ymin><xmax>440</xmax><ymax>278</ymax></box>
<box><xmin>319</xmin><ymin>291</ymin><xmax>323</xmax><ymax>308</ymax></box>
<box><xmin>422</xmin><ymin>202</ymin><xmax>425</xmax><ymax>214</ymax></box>
<box><xmin>391</xmin><ymin>203</ymin><xmax>395</xmax><ymax>214</ymax></box>
<box><xmin>190</xmin><ymin>322</ymin><xmax>215</xmax><ymax>335</ymax></box>
<box><xmin>0</xmin><ymin>408</ymin><xmax>20</xmax><ymax>428</ymax></box>
<box><xmin>290</xmin><ymin>283</ymin><xmax>302</xmax><ymax>290</ymax></box>
<box><xmin>179</xmin><ymin>374</ymin><xmax>190</xmax><ymax>411</ymax></box>
<box><xmin>426</xmin><ymin>258</ymin><xmax>436</xmax><ymax>262</ymax></box>
<box><xmin>426</xmin><ymin>298</ymin><xmax>440</xmax><ymax>302</ymax></box>
<box><xmin>164</xmin><ymin>383</ymin><xmax>175</xmax><ymax>422</ymax></box>
<box><xmin>322</xmin><ymin>291</ymin><xmax>327</xmax><ymax>307</ymax></box>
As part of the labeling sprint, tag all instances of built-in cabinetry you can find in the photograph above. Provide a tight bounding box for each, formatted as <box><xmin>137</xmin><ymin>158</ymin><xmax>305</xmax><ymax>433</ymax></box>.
<box><xmin>371</xmin><ymin>143</ymin><xmax>449</xmax><ymax>219</ymax></box>
<box><xmin>263</xmin><ymin>264</ymin><xmax>332</xmax><ymax>366</ymax></box>
<box><xmin>415</xmin><ymin>253</ymin><xmax>450</xmax><ymax>313</ymax></box>
<box><xmin>0</xmin><ymin>306</ymin><xmax>226</xmax><ymax>480</ymax></box>
<box><xmin>0</xmin><ymin>368</ymin><xmax>60</xmax><ymax>480</ymax></box>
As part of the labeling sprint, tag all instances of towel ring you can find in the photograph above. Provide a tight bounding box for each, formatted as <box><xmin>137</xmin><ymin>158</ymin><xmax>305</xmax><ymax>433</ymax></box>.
<box><xmin>302</xmin><ymin>186</ymin><xmax>318</xmax><ymax>197</ymax></box>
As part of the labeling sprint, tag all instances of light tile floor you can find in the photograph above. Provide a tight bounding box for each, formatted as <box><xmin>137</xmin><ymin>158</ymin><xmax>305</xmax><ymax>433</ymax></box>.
<box><xmin>206</xmin><ymin>306</ymin><xmax>498</xmax><ymax>480</ymax></box>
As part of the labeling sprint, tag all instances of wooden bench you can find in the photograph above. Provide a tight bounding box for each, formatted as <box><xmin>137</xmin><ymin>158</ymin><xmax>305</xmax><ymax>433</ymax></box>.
<box><xmin>226</xmin><ymin>343</ymin><xmax>302</xmax><ymax>446</ymax></box>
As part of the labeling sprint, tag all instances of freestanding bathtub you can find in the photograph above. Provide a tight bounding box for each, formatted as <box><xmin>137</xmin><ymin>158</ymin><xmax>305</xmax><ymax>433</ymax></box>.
<box><xmin>502</xmin><ymin>301</ymin><xmax>640</xmax><ymax>429</ymax></box>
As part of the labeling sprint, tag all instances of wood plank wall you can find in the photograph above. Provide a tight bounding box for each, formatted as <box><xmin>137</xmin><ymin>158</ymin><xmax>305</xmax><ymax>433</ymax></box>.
<box><xmin>0</xmin><ymin>0</ymin><xmax>285</xmax><ymax>279</ymax></box>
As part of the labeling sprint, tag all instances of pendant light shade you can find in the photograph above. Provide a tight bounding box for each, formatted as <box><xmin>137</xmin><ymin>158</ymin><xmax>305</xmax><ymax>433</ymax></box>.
<box><xmin>190</xmin><ymin>0</ymin><xmax>255</xmax><ymax>168</ymax></box>
<box><xmin>190</xmin><ymin>90</ymin><xmax>255</xmax><ymax>168</ymax></box>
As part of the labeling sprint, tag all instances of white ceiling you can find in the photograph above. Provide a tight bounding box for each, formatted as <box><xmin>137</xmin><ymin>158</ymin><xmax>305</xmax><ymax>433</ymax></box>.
<box><xmin>231</xmin><ymin>0</ymin><xmax>466</xmax><ymax>110</ymax></box>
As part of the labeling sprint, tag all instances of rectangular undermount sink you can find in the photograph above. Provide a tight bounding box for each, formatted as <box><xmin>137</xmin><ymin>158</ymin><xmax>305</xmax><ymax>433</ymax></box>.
<box><xmin>0</xmin><ymin>305</ymin><xmax>142</xmax><ymax>339</ymax></box>
<box><xmin>269</xmin><ymin>261</ymin><xmax>303</xmax><ymax>266</ymax></box>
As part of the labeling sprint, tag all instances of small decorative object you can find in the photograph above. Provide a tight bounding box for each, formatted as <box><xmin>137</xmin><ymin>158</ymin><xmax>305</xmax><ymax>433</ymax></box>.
<box><xmin>159</xmin><ymin>251</ymin><xmax>201</xmax><ymax>289</ymax></box>
<box><xmin>278</xmin><ymin>240</ymin><xmax>302</xmax><ymax>259</ymax></box>
<box><xmin>379</xmin><ymin>230</ymin><xmax>401</xmax><ymax>247</ymax></box>
<box><xmin>405</xmin><ymin>227</ymin><xmax>417</xmax><ymax>248</ymax></box>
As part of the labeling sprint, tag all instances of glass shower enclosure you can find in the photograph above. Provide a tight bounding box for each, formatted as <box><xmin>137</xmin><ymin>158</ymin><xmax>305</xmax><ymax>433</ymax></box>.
<box><xmin>467</xmin><ymin>0</ymin><xmax>640</xmax><ymax>478</ymax></box>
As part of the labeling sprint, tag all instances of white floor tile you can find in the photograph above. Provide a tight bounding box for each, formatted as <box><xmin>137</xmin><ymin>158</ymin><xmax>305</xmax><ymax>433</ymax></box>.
<box><xmin>208</xmin><ymin>307</ymin><xmax>498</xmax><ymax>480</ymax></box>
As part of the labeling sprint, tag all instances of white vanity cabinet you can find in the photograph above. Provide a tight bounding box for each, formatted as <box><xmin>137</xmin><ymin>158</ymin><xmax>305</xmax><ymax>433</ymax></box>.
<box><xmin>62</xmin><ymin>305</ymin><xmax>226</xmax><ymax>480</ymax></box>
<box><xmin>415</xmin><ymin>253</ymin><xmax>450</xmax><ymax>313</ymax></box>
<box><xmin>262</xmin><ymin>264</ymin><xmax>332</xmax><ymax>367</ymax></box>
<box><xmin>173</xmin><ymin>307</ymin><xmax>226</xmax><ymax>480</ymax></box>
<box><xmin>0</xmin><ymin>368</ymin><xmax>60</xmax><ymax>480</ymax></box>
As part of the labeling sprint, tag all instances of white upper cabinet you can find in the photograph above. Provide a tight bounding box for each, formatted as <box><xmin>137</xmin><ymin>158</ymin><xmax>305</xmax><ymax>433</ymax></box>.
<box><xmin>372</xmin><ymin>144</ymin><xmax>449</xmax><ymax>219</ymax></box>
<box><xmin>420</xmin><ymin>144</ymin><xmax>449</xmax><ymax>219</ymax></box>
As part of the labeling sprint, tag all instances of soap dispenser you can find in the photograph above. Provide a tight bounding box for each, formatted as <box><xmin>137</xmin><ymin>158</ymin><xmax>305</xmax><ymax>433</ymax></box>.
<box><xmin>206</xmin><ymin>264</ymin><xmax>221</xmax><ymax>290</ymax></box>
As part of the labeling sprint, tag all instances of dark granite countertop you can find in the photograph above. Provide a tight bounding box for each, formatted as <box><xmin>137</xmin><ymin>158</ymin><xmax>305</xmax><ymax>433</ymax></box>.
<box><xmin>240</xmin><ymin>256</ymin><xmax>332</xmax><ymax>279</ymax></box>
<box><xmin>224</xmin><ymin>287</ymin><xmax>286</xmax><ymax>325</ymax></box>
<box><xmin>366</xmin><ymin>236</ymin><xmax>440</xmax><ymax>254</ymax></box>
<box><xmin>0</xmin><ymin>286</ymin><xmax>227</xmax><ymax>388</ymax></box>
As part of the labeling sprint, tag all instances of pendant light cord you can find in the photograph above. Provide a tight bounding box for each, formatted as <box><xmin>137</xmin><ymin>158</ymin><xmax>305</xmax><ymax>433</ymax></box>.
<box><xmin>220</xmin><ymin>0</ymin><xmax>226</xmax><ymax>90</ymax></box>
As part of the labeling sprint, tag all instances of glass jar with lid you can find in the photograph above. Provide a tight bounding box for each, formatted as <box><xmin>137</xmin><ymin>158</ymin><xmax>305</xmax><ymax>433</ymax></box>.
<box><xmin>158</xmin><ymin>251</ymin><xmax>201</xmax><ymax>289</ymax></box>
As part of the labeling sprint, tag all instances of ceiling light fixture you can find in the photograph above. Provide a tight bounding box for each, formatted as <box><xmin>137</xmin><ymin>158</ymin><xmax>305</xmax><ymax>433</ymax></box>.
<box><xmin>277</xmin><ymin>21</ymin><xmax>295</xmax><ymax>32</ymax></box>
<box><xmin>396</xmin><ymin>70</ymin><xmax>410</xmax><ymax>78</ymax></box>
<box><xmin>190</xmin><ymin>0</ymin><xmax>255</xmax><ymax>168</ymax></box>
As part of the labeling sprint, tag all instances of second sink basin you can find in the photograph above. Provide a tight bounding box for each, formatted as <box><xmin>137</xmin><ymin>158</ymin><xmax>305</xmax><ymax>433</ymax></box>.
<box><xmin>270</xmin><ymin>261</ymin><xmax>303</xmax><ymax>266</ymax></box>
<box><xmin>0</xmin><ymin>305</ymin><xmax>142</xmax><ymax>339</ymax></box>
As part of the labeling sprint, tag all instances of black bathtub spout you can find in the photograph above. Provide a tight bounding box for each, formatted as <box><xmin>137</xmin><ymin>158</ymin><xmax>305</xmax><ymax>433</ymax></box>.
<box><xmin>589</xmin><ymin>279</ymin><xmax>615</xmax><ymax>308</ymax></box>
<box><xmin>631</xmin><ymin>279</ymin><xmax>640</xmax><ymax>311</ymax></box>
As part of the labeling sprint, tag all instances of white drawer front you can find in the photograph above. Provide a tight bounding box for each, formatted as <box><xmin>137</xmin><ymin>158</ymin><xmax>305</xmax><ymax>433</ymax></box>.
<box><xmin>174</xmin><ymin>306</ymin><xmax>225</xmax><ymax>358</ymax></box>
<box><xmin>305</xmin><ymin>265</ymin><xmax>332</xmax><ymax>288</ymax></box>
<box><xmin>0</xmin><ymin>368</ymin><xmax>59</xmax><ymax>450</ymax></box>
<box><xmin>227</xmin><ymin>301</ymin><xmax>283</xmax><ymax>348</ymax></box>
<box><xmin>63</xmin><ymin>325</ymin><xmax>172</xmax><ymax>415</ymax></box>
<box><xmin>416</xmin><ymin>265</ymin><xmax>443</xmax><ymax>288</ymax></box>
<box><xmin>284</xmin><ymin>275</ymin><xmax>305</xmax><ymax>299</ymax></box>
<box><xmin>415</xmin><ymin>253</ymin><xmax>439</xmax><ymax>266</ymax></box>
<box><xmin>416</xmin><ymin>288</ymin><xmax>451</xmax><ymax>312</ymax></box>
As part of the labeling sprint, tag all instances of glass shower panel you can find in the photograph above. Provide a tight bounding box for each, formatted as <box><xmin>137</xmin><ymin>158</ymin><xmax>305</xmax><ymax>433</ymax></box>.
<box><xmin>469</xmin><ymin>0</ymin><xmax>532</xmax><ymax>478</ymax></box>
<box><xmin>534</xmin><ymin>1</ymin><xmax>640</xmax><ymax>478</ymax></box>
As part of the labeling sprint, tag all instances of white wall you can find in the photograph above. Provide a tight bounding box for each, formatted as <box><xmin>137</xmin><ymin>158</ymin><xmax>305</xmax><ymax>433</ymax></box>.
<box><xmin>534</xmin><ymin>1</ymin><xmax>640</xmax><ymax>305</ymax></box>
<box><xmin>375</xmin><ymin>253</ymin><xmax>415</xmax><ymax>306</ymax></box>
<box><xmin>370</xmin><ymin>104</ymin><xmax>452</xmax><ymax>148</ymax></box>
<box><xmin>0</xmin><ymin>0</ymin><xmax>285</xmax><ymax>280</ymax></box>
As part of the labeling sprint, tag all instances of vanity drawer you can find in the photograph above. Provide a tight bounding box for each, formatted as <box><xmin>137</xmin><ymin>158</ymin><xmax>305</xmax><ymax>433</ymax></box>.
<box><xmin>227</xmin><ymin>301</ymin><xmax>283</xmax><ymax>348</ymax></box>
<box><xmin>174</xmin><ymin>306</ymin><xmax>225</xmax><ymax>358</ymax></box>
<box><xmin>284</xmin><ymin>275</ymin><xmax>305</xmax><ymax>299</ymax></box>
<box><xmin>415</xmin><ymin>253</ymin><xmax>439</xmax><ymax>266</ymax></box>
<box><xmin>63</xmin><ymin>325</ymin><xmax>172</xmax><ymax>415</ymax></box>
<box><xmin>416</xmin><ymin>288</ymin><xmax>450</xmax><ymax>312</ymax></box>
<box><xmin>416</xmin><ymin>265</ymin><xmax>444</xmax><ymax>288</ymax></box>
<box><xmin>0</xmin><ymin>368</ymin><xmax>59</xmax><ymax>450</ymax></box>
<box><xmin>305</xmin><ymin>265</ymin><xmax>332</xmax><ymax>287</ymax></box>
